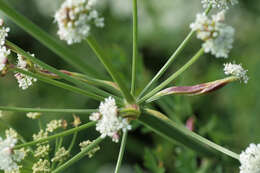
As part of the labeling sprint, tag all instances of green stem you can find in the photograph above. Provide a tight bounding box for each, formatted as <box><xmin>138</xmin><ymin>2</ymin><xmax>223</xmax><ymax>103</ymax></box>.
<box><xmin>0</xmin><ymin>106</ymin><xmax>97</xmax><ymax>114</ymax></box>
<box><xmin>53</xmin><ymin>137</ymin><xmax>104</xmax><ymax>173</ymax></box>
<box><xmin>11</xmin><ymin>68</ymin><xmax>104</xmax><ymax>101</ymax></box>
<box><xmin>131</xmin><ymin>0</ymin><xmax>138</xmax><ymax>95</ymax></box>
<box><xmin>138</xmin><ymin>48</ymin><xmax>204</xmax><ymax>104</ymax></box>
<box><xmin>0</xmin><ymin>0</ymin><xmax>100</xmax><ymax>76</ymax></box>
<box><xmin>85</xmin><ymin>37</ymin><xmax>135</xmax><ymax>104</ymax></box>
<box><xmin>6</xmin><ymin>41</ymin><xmax>122</xmax><ymax>103</ymax></box>
<box><xmin>137</xmin><ymin>6</ymin><xmax>212</xmax><ymax>99</ymax></box>
<box><xmin>14</xmin><ymin>121</ymin><xmax>96</xmax><ymax>149</ymax></box>
<box><xmin>68</xmin><ymin>132</ymin><xmax>78</xmax><ymax>152</ymax></box>
<box><xmin>114</xmin><ymin>131</ymin><xmax>128</xmax><ymax>173</ymax></box>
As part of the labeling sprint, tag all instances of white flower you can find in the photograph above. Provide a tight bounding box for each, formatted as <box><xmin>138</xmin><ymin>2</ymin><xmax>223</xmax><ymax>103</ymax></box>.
<box><xmin>201</xmin><ymin>0</ymin><xmax>238</xmax><ymax>10</ymax></box>
<box><xmin>32</xmin><ymin>159</ymin><xmax>50</xmax><ymax>173</ymax></box>
<box><xmin>46</xmin><ymin>120</ymin><xmax>62</xmax><ymax>133</ymax></box>
<box><xmin>90</xmin><ymin>97</ymin><xmax>131</xmax><ymax>143</ymax></box>
<box><xmin>0</xmin><ymin>46</ymin><xmax>10</xmax><ymax>71</ymax></box>
<box><xmin>89</xmin><ymin>112</ymin><xmax>101</xmax><ymax>121</ymax></box>
<box><xmin>239</xmin><ymin>143</ymin><xmax>260</xmax><ymax>173</ymax></box>
<box><xmin>190</xmin><ymin>11</ymin><xmax>234</xmax><ymax>58</ymax></box>
<box><xmin>0</xmin><ymin>137</ymin><xmax>25</xmax><ymax>172</ymax></box>
<box><xmin>5</xmin><ymin>129</ymin><xmax>18</xmax><ymax>139</ymax></box>
<box><xmin>0</xmin><ymin>19</ymin><xmax>11</xmax><ymax>72</ymax></box>
<box><xmin>54</xmin><ymin>0</ymin><xmax>104</xmax><ymax>45</ymax></box>
<box><xmin>0</xmin><ymin>19</ymin><xmax>10</xmax><ymax>46</ymax></box>
<box><xmin>79</xmin><ymin>140</ymin><xmax>100</xmax><ymax>158</ymax></box>
<box><xmin>26</xmin><ymin>112</ymin><xmax>42</xmax><ymax>119</ymax></box>
<box><xmin>224</xmin><ymin>62</ymin><xmax>248</xmax><ymax>83</ymax></box>
<box><xmin>33</xmin><ymin>130</ymin><xmax>48</xmax><ymax>142</ymax></box>
<box><xmin>34</xmin><ymin>145</ymin><xmax>50</xmax><ymax>158</ymax></box>
<box><xmin>51</xmin><ymin>147</ymin><xmax>69</xmax><ymax>163</ymax></box>
<box><xmin>14</xmin><ymin>54</ymin><xmax>37</xmax><ymax>90</ymax></box>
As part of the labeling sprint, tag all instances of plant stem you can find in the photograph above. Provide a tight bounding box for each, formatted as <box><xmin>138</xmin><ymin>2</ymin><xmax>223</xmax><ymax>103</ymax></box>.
<box><xmin>68</xmin><ymin>132</ymin><xmax>78</xmax><ymax>152</ymax></box>
<box><xmin>138</xmin><ymin>48</ymin><xmax>204</xmax><ymax>104</ymax></box>
<box><xmin>0</xmin><ymin>0</ymin><xmax>100</xmax><ymax>76</ymax></box>
<box><xmin>0</xmin><ymin>106</ymin><xmax>97</xmax><ymax>114</ymax></box>
<box><xmin>137</xmin><ymin>5</ymin><xmax>212</xmax><ymax>99</ymax></box>
<box><xmin>14</xmin><ymin>121</ymin><xmax>96</xmax><ymax>149</ymax></box>
<box><xmin>114</xmin><ymin>130</ymin><xmax>128</xmax><ymax>173</ymax></box>
<box><xmin>131</xmin><ymin>0</ymin><xmax>138</xmax><ymax>95</ymax></box>
<box><xmin>6</xmin><ymin>41</ymin><xmax>123</xmax><ymax>103</ymax></box>
<box><xmin>53</xmin><ymin>137</ymin><xmax>104</xmax><ymax>173</ymax></box>
<box><xmin>11</xmin><ymin>68</ymin><xmax>104</xmax><ymax>101</ymax></box>
<box><xmin>85</xmin><ymin>36</ymin><xmax>135</xmax><ymax>104</ymax></box>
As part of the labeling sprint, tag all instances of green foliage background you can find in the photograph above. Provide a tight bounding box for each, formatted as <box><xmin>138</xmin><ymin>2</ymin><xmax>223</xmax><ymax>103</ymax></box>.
<box><xmin>0</xmin><ymin>0</ymin><xmax>260</xmax><ymax>172</ymax></box>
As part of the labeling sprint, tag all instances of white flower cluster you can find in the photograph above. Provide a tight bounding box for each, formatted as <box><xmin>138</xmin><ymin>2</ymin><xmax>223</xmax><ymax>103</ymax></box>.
<box><xmin>46</xmin><ymin>119</ymin><xmax>63</xmax><ymax>133</ymax></box>
<box><xmin>90</xmin><ymin>97</ymin><xmax>132</xmax><ymax>143</ymax></box>
<box><xmin>190</xmin><ymin>11</ymin><xmax>235</xmax><ymax>58</ymax></box>
<box><xmin>239</xmin><ymin>143</ymin><xmax>260</xmax><ymax>173</ymax></box>
<box><xmin>79</xmin><ymin>140</ymin><xmax>100</xmax><ymax>158</ymax></box>
<box><xmin>201</xmin><ymin>0</ymin><xmax>238</xmax><ymax>10</ymax></box>
<box><xmin>0</xmin><ymin>137</ymin><xmax>26</xmax><ymax>172</ymax></box>
<box><xmin>32</xmin><ymin>159</ymin><xmax>50</xmax><ymax>173</ymax></box>
<box><xmin>26</xmin><ymin>112</ymin><xmax>42</xmax><ymax>119</ymax></box>
<box><xmin>54</xmin><ymin>0</ymin><xmax>104</xmax><ymax>45</ymax></box>
<box><xmin>14</xmin><ymin>54</ymin><xmax>37</xmax><ymax>90</ymax></box>
<box><xmin>0</xmin><ymin>19</ymin><xmax>11</xmax><ymax>72</ymax></box>
<box><xmin>224</xmin><ymin>62</ymin><xmax>248</xmax><ymax>83</ymax></box>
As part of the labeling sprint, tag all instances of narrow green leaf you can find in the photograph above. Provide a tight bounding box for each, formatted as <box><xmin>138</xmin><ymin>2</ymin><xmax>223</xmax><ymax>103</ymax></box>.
<box><xmin>0</xmin><ymin>106</ymin><xmax>97</xmax><ymax>114</ymax></box>
<box><xmin>138</xmin><ymin>109</ymin><xmax>239</xmax><ymax>160</ymax></box>
<box><xmin>0</xmin><ymin>0</ymin><xmax>99</xmax><ymax>76</ymax></box>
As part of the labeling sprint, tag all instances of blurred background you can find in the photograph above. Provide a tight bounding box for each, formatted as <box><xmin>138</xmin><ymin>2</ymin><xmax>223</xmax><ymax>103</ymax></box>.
<box><xmin>0</xmin><ymin>0</ymin><xmax>260</xmax><ymax>172</ymax></box>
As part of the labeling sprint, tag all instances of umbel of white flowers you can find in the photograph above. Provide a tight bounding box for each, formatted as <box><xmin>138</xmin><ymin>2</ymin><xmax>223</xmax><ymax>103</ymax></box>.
<box><xmin>0</xmin><ymin>137</ymin><xmax>26</xmax><ymax>172</ymax></box>
<box><xmin>201</xmin><ymin>0</ymin><xmax>238</xmax><ymax>10</ymax></box>
<box><xmin>239</xmin><ymin>143</ymin><xmax>260</xmax><ymax>173</ymax></box>
<box><xmin>190</xmin><ymin>11</ymin><xmax>234</xmax><ymax>58</ymax></box>
<box><xmin>55</xmin><ymin>0</ymin><xmax>104</xmax><ymax>45</ymax></box>
<box><xmin>14</xmin><ymin>54</ymin><xmax>37</xmax><ymax>90</ymax></box>
<box><xmin>224</xmin><ymin>62</ymin><xmax>248</xmax><ymax>84</ymax></box>
<box><xmin>89</xmin><ymin>97</ymin><xmax>132</xmax><ymax>143</ymax></box>
<box><xmin>0</xmin><ymin>18</ymin><xmax>11</xmax><ymax>72</ymax></box>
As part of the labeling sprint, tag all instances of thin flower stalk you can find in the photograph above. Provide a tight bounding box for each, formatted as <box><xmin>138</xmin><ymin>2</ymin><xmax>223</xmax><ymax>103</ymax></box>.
<box><xmin>114</xmin><ymin>130</ymin><xmax>128</xmax><ymax>173</ymax></box>
<box><xmin>0</xmin><ymin>106</ymin><xmax>97</xmax><ymax>114</ymax></box>
<box><xmin>137</xmin><ymin>5</ymin><xmax>212</xmax><ymax>99</ymax></box>
<box><xmin>131</xmin><ymin>0</ymin><xmax>138</xmax><ymax>95</ymax></box>
<box><xmin>52</xmin><ymin>137</ymin><xmax>104</xmax><ymax>173</ymax></box>
<box><xmin>138</xmin><ymin>48</ymin><xmax>205</xmax><ymax>104</ymax></box>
